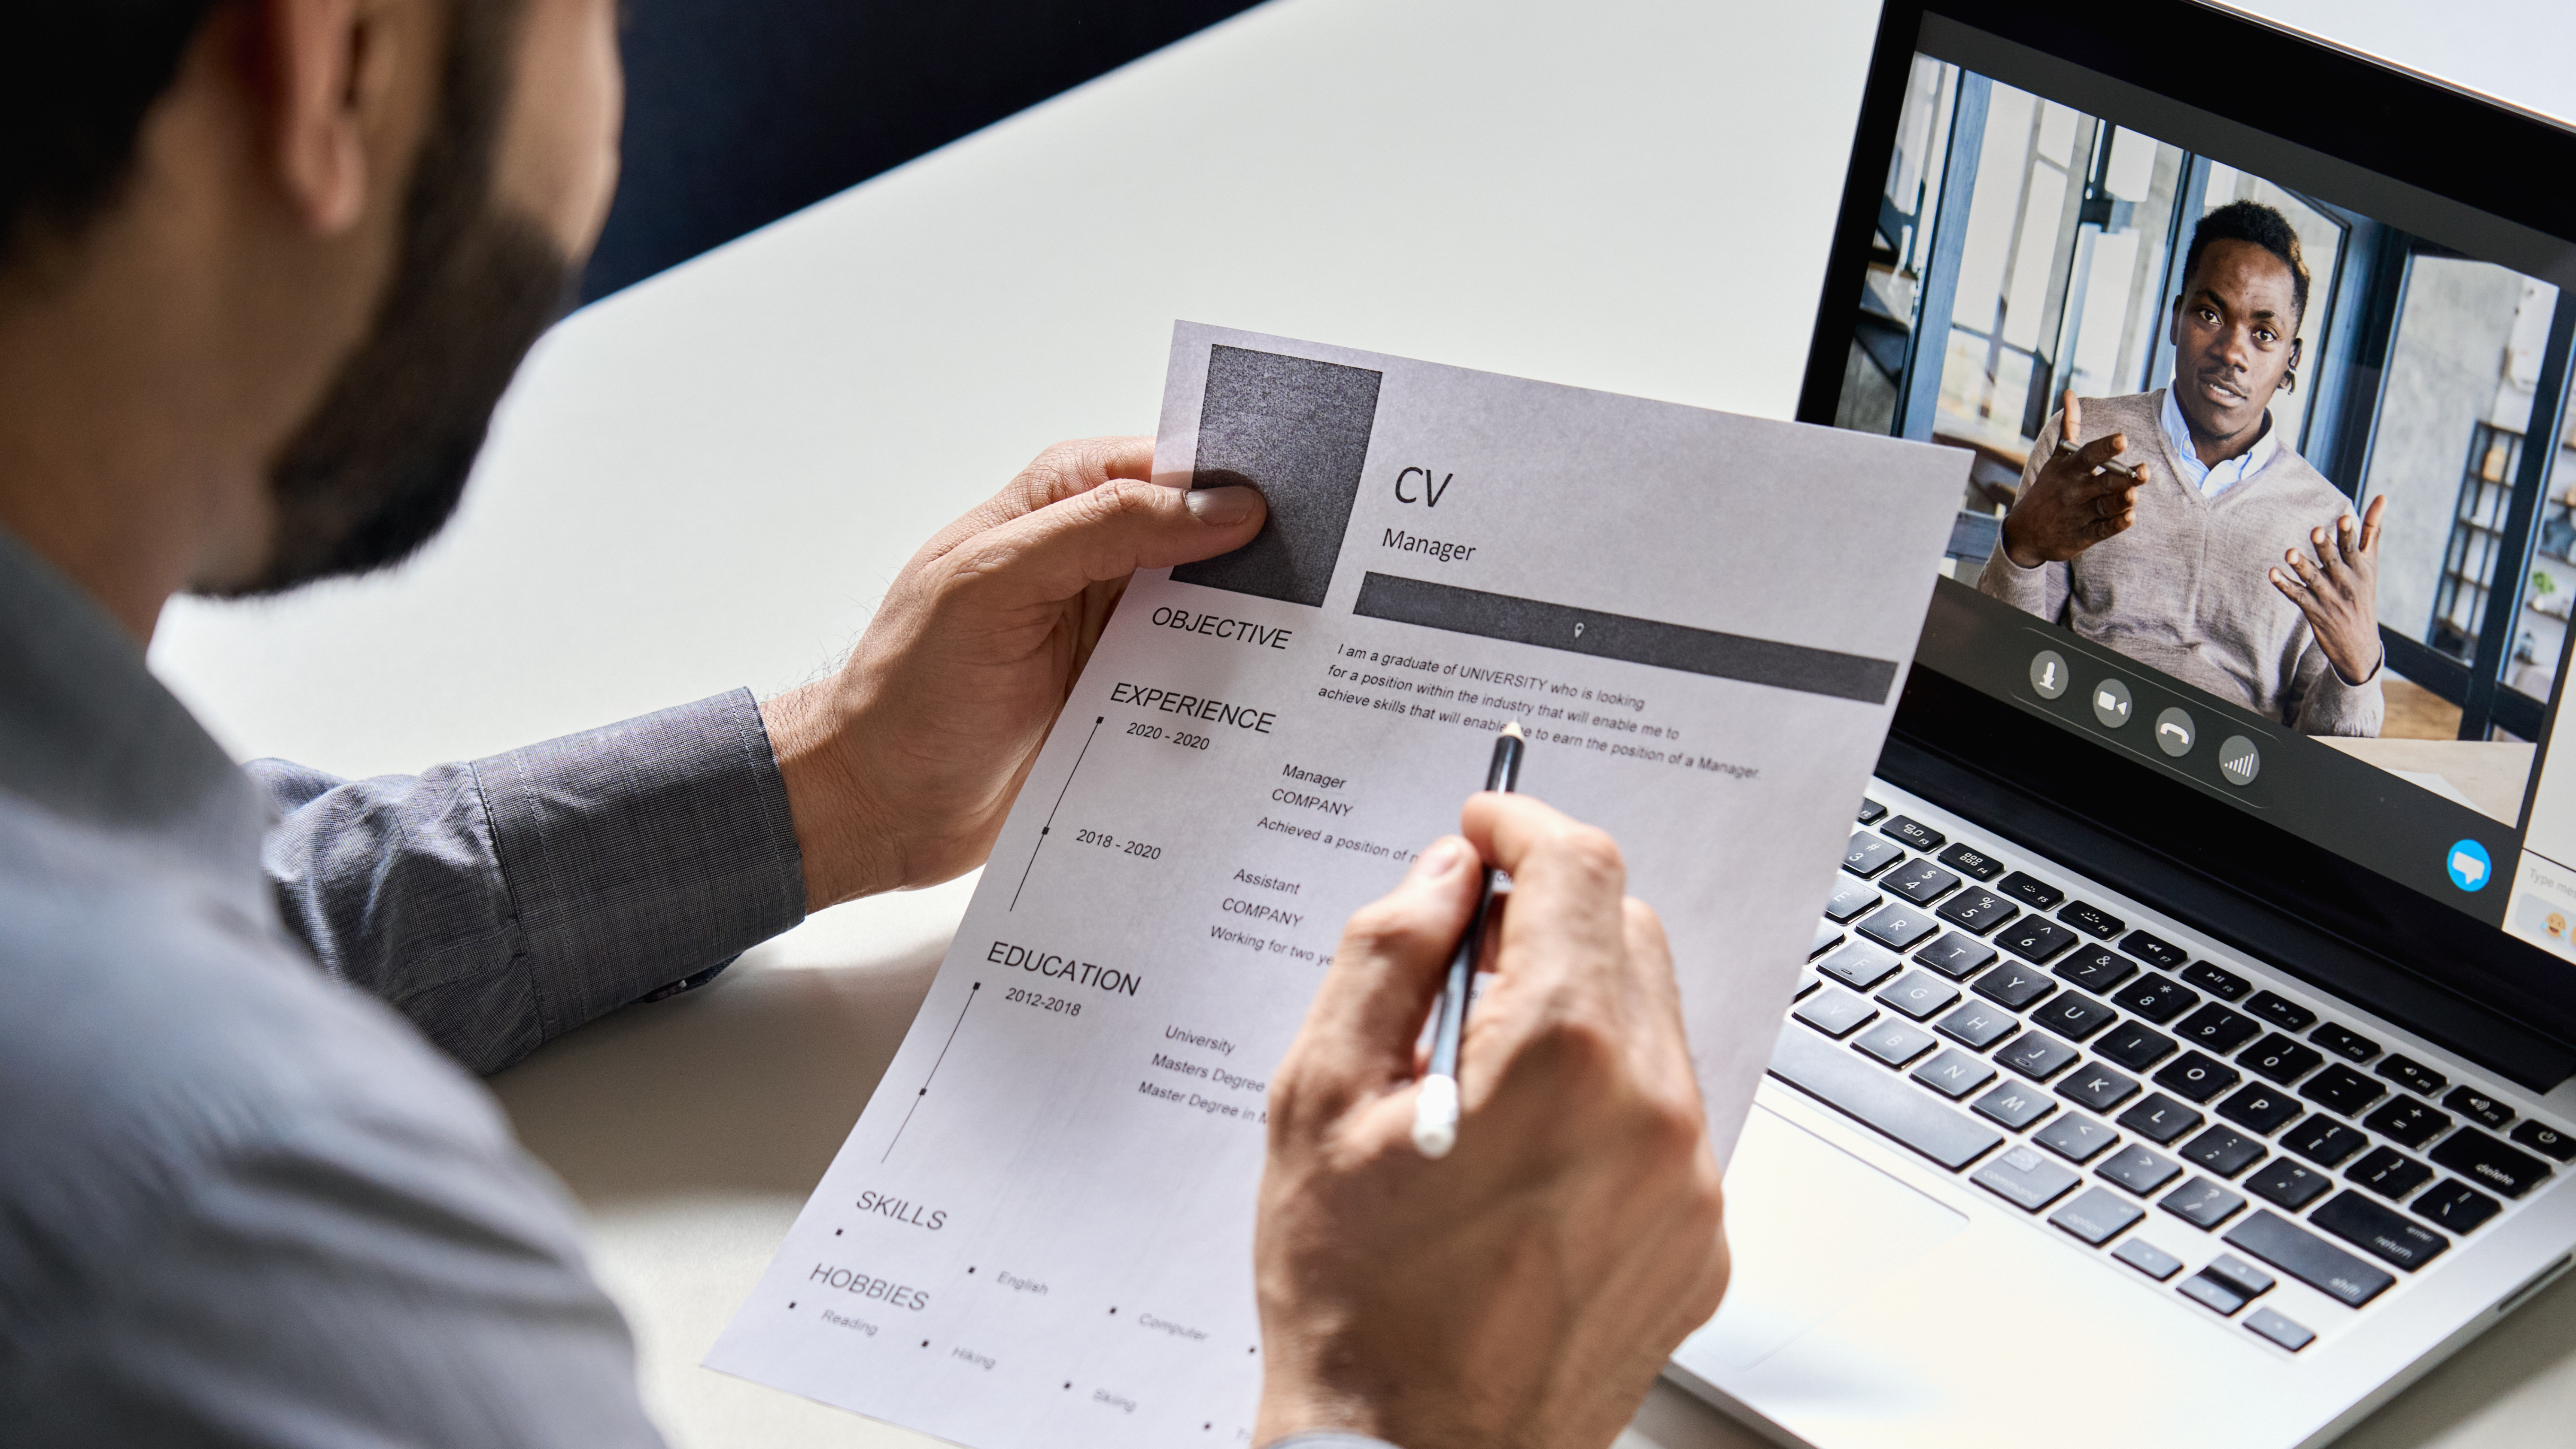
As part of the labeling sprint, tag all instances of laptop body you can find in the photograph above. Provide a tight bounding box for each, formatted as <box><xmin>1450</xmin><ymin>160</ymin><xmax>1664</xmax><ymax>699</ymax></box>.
<box><xmin>1665</xmin><ymin>3</ymin><xmax>2576</xmax><ymax>1445</ymax></box>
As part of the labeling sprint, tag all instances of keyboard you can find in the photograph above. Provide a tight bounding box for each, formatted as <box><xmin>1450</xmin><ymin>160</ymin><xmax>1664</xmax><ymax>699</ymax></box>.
<box><xmin>1766</xmin><ymin>784</ymin><xmax>2573</xmax><ymax>1358</ymax></box>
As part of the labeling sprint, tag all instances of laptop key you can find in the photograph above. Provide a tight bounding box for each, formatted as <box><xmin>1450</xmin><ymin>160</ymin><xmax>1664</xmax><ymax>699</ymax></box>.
<box><xmin>2036</xmin><ymin>1113</ymin><xmax>2121</xmax><ymax>1164</ymax></box>
<box><xmin>2245</xmin><ymin>1308</ymin><xmax>2315</xmax><ymax>1353</ymax></box>
<box><xmin>2239</xmin><ymin>1034</ymin><xmax>2324</xmax><ymax>1086</ymax></box>
<box><xmin>2425</xmin><ymin>1126</ymin><xmax>2552</xmax><ymax>1198</ymax></box>
<box><xmin>1857</xmin><ymin>903</ymin><xmax>1939</xmax><ymax>953</ymax></box>
<box><xmin>2310</xmin><ymin>1022</ymin><xmax>2381</xmax><ymax>1064</ymax></box>
<box><xmin>1856</xmin><ymin>799</ymin><xmax>1888</xmax><ymax>825</ymax></box>
<box><xmin>1817</xmin><ymin>941</ymin><xmax>1902</xmax><ymax>993</ymax></box>
<box><xmin>2158</xmin><ymin>1176</ymin><xmax>2248</xmax><ymax>1230</ymax></box>
<box><xmin>2346</xmin><ymin>1146</ymin><xmax>2434</xmax><ymax>1200</ymax></box>
<box><xmin>1792</xmin><ymin>988</ymin><xmax>1877</xmax><ymax>1039</ymax></box>
<box><xmin>1823</xmin><ymin>880</ymin><xmax>1882</xmax><ymax>923</ymax></box>
<box><xmin>1937</xmin><ymin>841</ymin><xmax>2005</xmax><ymax>881</ymax></box>
<box><xmin>1880</xmin><ymin>815</ymin><xmax>1944</xmax><ymax>851</ymax></box>
<box><xmin>2376</xmin><ymin>1054</ymin><xmax>2447</xmax><ymax>1097</ymax></box>
<box><xmin>1996</xmin><ymin>918</ymin><xmax>2078</xmax><ymax>965</ymax></box>
<box><xmin>2033</xmin><ymin>991</ymin><xmax>2118</xmax><ymax>1043</ymax></box>
<box><xmin>2224</xmin><ymin>1209</ymin><xmax>2397</xmax><ymax>1306</ymax></box>
<box><xmin>2412</xmin><ymin>1179</ymin><xmax>2503</xmax><ymax>1233</ymax></box>
<box><xmin>1843</xmin><ymin>832</ymin><xmax>1903</xmax><ymax>878</ymax></box>
<box><xmin>2511</xmin><ymin>1121</ymin><xmax>2576</xmax><ymax>1162</ymax></box>
<box><xmin>2246</xmin><ymin>1158</ymin><xmax>2331</xmax><ymax>1211</ymax></box>
<box><xmin>1972</xmin><ymin>963</ymin><xmax>2056</xmax><ymax>1011</ymax></box>
<box><xmin>2111</xmin><ymin>972</ymin><xmax>2199</xmax><ymax>1024</ymax></box>
<box><xmin>2178</xmin><ymin>1271</ymin><xmax>2251</xmax><ymax>1317</ymax></box>
<box><xmin>2112</xmin><ymin>1237</ymin><xmax>2185</xmax><ymax>1281</ymax></box>
<box><xmin>1875</xmin><ymin>969</ymin><xmax>1962</xmax><ymax>1021</ymax></box>
<box><xmin>1809</xmin><ymin>924</ymin><xmax>1844</xmax><ymax>962</ymax></box>
<box><xmin>2053</xmin><ymin>947</ymin><xmax>2139</xmax><ymax>994</ymax></box>
<box><xmin>1853</xmin><ymin>1018</ymin><xmax>1938</xmax><ymax>1069</ymax></box>
<box><xmin>1794</xmin><ymin>972</ymin><xmax>1821</xmax><ymax>1000</ymax></box>
<box><xmin>1973</xmin><ymin>1080</ymin><xmax>2058</xmax><ymax>1130</ymax></box>
<box><xmin>2153</xmin><ymin>1051</ymin><xmax>2241</xmax><ymax>1104</ymax></box>
<box><xmin>2245</xmin><ymin>990</ymin><xmax>2317</xmax><ymax>1033</ymax></box>
<box><xmin>1934</xmin><ymin>889</ymin><xmax>2018</xmax><ymax>935</ymax></box>
<box><xmin>2095</xmin><ymin>1022</ymin><xmax>2178</xmax><ymax>1072</ymax></box>
<box><xmin>1997</xmin><ymin>1034</ymin><xmax>2078</xmax><ymax>1081</ymax></box>
<box><xmin>2116</xmin><ymin>1094</ymin><xmax>2204</xmax><ymax>1145</ymax></box>
<box><xmin>1935</xmin><ymin>1001</ymin><xmax>2019</xmax><ymax>1051</ymax></box>
<box><xmin>2205</xmin><ymin>1253</ymin><xmax>2276</xmax><ymax>1299</ymax></box>
<box><xmin>2282</xmin><ymin>1117</ymin><xmax>2369</xmax><ymax>1170</ymax></box>
<box><xmin>2057</xmin><ymin>1063</ymin><xmax>2142</xmax><ymax>1114</ymax></box>
<box><xmin>1998</xmin><ymin>870</ymin><xmax>2064</xmax><ymax>910</ymax></box>
<box><xmin>1972</xmin><ymin>1144</ymin><xmax>2081</xmax><ymax>1212</ymax></box>
<box><xmin>2050</xmin><ymin>1185</ymin><xmax>2145</xmax><ymax>1245</ymax></box>
<box><xmin>1915</xmin><ymin>931</ymin><xmax>1999</xmax><ymax>980</ymax></box>
<box><xmin>2119</xmin><ymin>930</ymin><xmax>2188</xmax><ymax>970</ymax></box>
<box><xmin>2300</xmin><ymin>1063</ymin><xmax>2384</xmax><ymax>1116</ymax></box>
<box><xmin>2179</xmin><ymin>1126</ymin><xmax>2266</xmax><ymax>1178</ymax></box>
<box><xmin>2175</xmin><ymin>1003</ymin><xmax>2260</xmax><ymax>1054</ymax></box>
<box><xmin>2180</xmin><ymin>960</ymin><xmax>2251</xmax><ymax>1001</ymax></box>
<box><xmin>2441</xmin><ymin>1088</ymin><xmax>2514</xmax><ymax>1130</ymax></box>
<box><xmin>2058</xmin><ymin>902</ymin><xmax>2125</xmax><ymax>939</ymax></box>
<box><xmin>2311</xmin><ymin>1190</ymin><xmax>2450</xmax><ymax>1271</ymax></box>
<box><xmin>2216</xmin><ymin>1084</ymin><xmax>2304</xmax><ymax>1136</ymax></box>
<box><xmin>2361</xmin><ymin>1098</ymin><xmax>2450</xmax><ymax>1150</ymax></box>
<box><xmin>1883</xmin><ymin>859</ymin><xmax>1962</xmax><ymax>906</ymax></box>
<box><xmin>1911</xmin><ymin>1048</ymin><xmax>1999</xmax><ymax>1100</ymax></box>
<box><xmin>2099</xmin><ymin>1145</ymin><xmax>2184</xmax><ymax>1196</ymax></box>
<box><xmin>1767</xmin><ymin>1027</ymin><xmax>2004</xmax><ymax>1172</ymax></box>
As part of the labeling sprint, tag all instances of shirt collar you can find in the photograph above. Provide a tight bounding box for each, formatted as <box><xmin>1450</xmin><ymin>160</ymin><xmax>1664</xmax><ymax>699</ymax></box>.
<box><xmin>2159</xmin><ymin>384</ymin><xmax>2279</xmax><ymax>499</ymax></box>
<box><xmin>0</xmin><ymin>525</ymin><xmax>261</xmax><ymax>867</ymax></box>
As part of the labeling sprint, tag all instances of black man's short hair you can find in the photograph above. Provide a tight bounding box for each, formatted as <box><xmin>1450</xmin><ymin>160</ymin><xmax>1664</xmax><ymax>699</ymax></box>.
<box><xmin>2184</xmin><ymin>199</ymin><xmax>2312</xmax><ymax>322</ymax></box>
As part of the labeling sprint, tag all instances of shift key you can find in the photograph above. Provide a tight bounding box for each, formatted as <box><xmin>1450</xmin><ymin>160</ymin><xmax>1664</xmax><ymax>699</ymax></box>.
<box><xmin>2224</xmin><ymin>1210</ymin><xmax>2397</xmax><ymax>1307</ymax></box>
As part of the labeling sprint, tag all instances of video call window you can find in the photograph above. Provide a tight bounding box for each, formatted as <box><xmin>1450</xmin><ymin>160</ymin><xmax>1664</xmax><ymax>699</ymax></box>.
<box><xmin>1840</xmin><ymin>52</ymin><xmax>2576</xmax><ymax>831</ymax></box>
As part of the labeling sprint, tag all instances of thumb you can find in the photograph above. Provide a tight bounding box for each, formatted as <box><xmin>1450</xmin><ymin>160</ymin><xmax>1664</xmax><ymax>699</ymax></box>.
<box><xmin>1277</xmin><ymin>838</ymin><xmax>1481</xmax><ymax>1124</ymax></box>
<box><xmin>933</xmin><ymin>476</ymin><xmax>1266</xmax><ymax>610</ymax></box>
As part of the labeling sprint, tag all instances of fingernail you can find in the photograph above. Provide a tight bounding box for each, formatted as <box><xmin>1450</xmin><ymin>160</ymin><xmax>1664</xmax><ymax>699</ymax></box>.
<box><xmin>1186</xmin><ymin>486</ymin><xmax>1260</xmax><ymax>526</ymax></box>
<box><xmin>1410</xmin><ymin>838</ymin><xmax>1467</xmax><ymax>880</ymax></box>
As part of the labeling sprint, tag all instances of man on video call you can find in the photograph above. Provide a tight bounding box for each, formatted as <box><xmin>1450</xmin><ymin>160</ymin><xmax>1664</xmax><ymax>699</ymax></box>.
<box><xmin>0</xmin><ymin>3</ymin><xmax>1724</xmax><ymax>1446</ymax></box>
<box><xmin>1980</xmin><ymin>200</ymin><xmax>2387</xmax><ymax>738</ymax></box>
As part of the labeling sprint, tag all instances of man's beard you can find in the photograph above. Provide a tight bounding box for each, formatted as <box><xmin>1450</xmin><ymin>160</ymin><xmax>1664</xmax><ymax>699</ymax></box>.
<box><xmin>216</xmin><ymin>0</ymin><xmax>565</xmax><ymax>597</ymax></box>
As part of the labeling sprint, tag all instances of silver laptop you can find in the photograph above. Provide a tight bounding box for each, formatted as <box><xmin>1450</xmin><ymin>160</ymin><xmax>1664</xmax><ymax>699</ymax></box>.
<box><xmin>1667</xmin><ymin>4</ymin><xmax>2576</xmax><ymax>1445</ymax></box>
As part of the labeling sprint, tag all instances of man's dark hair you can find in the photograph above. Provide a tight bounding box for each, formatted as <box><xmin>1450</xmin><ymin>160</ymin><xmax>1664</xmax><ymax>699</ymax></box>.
<box><xmin>2</xmin><ymin>5</ymin><xmax>220</xmax><ymax>267</ymax></box>
<box><xmin>2184</xmin><ymin>200</ymin><xmax>2311</xmax><ymax>322</ymax></box>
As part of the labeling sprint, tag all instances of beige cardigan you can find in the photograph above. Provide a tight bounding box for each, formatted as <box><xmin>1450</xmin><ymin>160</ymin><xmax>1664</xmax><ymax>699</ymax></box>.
<box><xmin>1978</xmin><ymin>389</ymin><xmax>2383</xmax><ymax>737</ymax></box>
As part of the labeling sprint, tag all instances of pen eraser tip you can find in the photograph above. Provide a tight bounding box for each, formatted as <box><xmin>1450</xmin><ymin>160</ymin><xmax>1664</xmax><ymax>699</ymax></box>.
<box><xmin>1501</xmin><ymin>721</ymin><xmax>1525</xmax><ymax>741</ymax></box>
<box><xmin>1410</xmin><ymin>1075</ymin><xmax>1459</xmax><ymax>1159</ymax></box>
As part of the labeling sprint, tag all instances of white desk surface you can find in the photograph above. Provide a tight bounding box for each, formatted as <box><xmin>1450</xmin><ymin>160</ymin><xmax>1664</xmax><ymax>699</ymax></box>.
<box><xmin>146</xmin><ymin>0</ymin><xmax>2576</xmax><ymax>1444</ymax></box>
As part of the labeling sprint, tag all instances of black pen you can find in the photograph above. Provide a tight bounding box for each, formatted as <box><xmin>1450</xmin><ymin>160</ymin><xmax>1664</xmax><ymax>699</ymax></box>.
<box><xmin>1411</xmin><ymin>721</ymin><xmax>1525</xmax><ymax>1159</ymax></box>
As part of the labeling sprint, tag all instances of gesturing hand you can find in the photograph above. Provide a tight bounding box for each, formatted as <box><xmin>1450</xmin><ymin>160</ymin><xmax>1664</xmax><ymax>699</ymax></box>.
<box><xmin>1253</xmin><ymin>794</ymin><xmax>1728</xmax><ymax>1449</ymax></box>
<box><xmin>2001</xmin><ymin>391</ymin><xmax>2147</xmax><ymax>568</ymax></box>
<box><xmin>2270</xmin><ymin>493</ymin><xmax>2388</xmax><ymax>685</ymax></box>
<box><xmin>760</xmin><ymin>437</ymin><xmax>1264</xmax><ymax>907</ymax></box>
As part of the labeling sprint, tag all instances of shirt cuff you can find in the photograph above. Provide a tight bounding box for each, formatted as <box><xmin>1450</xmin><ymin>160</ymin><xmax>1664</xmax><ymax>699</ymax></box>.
<box><xmin>471</xmin><ymin>688</ymin><xmax>806</xmax><ymax>1038</ymax></box>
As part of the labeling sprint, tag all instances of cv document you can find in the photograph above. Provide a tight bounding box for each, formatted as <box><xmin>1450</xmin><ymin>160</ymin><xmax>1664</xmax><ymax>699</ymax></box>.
<box><xmin>707</xmin><ymin>324</ymin><xmax>1968</xmax><ymax>1445</ymax></box>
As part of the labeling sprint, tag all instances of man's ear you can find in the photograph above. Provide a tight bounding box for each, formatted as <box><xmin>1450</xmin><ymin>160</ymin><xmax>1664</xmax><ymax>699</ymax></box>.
<box><xmin>2168</xmin><ymin>296</ymin><xmax>2183</xmax><ymax>348</ymax></box>
<box><xmin>262</xmin><ymin>0</ymin><xmax>398</xmax><ymax>236</ymax></box>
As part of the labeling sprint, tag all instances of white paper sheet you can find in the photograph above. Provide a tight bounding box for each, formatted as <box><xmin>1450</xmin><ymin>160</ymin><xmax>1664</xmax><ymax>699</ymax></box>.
<box><xmin>705</xmin><ymin>324</ymin><xmax>1968</xmax><ymax>1446</ymax></box>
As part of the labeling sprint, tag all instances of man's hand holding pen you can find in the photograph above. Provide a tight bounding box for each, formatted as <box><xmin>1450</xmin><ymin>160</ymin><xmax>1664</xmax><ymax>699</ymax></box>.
<box><xmin>1252</xmin><ymin>793</ymin><xmax>1728</xmax><ymax>1449</ymax></box>
<box><xmin>2002</xmin><ymin>390</ymin><xmax>2147</xmax><ymax>568</ymax></box>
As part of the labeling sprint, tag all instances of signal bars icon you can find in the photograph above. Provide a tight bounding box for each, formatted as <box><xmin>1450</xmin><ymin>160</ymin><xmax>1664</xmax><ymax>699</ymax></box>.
<box><xmin>2218</xmin><ymin>736</ymin><xmax>2261</xmax><ymax>787</ymax></box>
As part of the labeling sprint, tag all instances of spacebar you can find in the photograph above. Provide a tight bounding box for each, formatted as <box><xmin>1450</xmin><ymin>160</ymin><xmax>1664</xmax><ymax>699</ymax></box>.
<box><xmin>1766</xmin><ymin>1026</ymin><xmax>2004</xmax><ymax>1171</ymax></box>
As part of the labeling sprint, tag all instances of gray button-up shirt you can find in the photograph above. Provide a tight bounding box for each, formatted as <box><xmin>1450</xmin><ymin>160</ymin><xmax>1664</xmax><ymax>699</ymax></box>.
<box><xmin>0</xmin><ymin>528</ymin><xmax>1404</xmax><ymax>1449</ymax></box>
<box><xmin>0</xmin><ymin>531</ymin><xmax>803</xmax><ymax>1445</ymax></box>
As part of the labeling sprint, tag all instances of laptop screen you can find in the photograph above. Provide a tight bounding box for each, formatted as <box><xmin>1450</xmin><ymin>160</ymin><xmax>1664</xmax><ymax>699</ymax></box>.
<box><xmin>1811</xmin><ymin>8</ymin><xmax>2576</xmax><ymax>961</ymax></box>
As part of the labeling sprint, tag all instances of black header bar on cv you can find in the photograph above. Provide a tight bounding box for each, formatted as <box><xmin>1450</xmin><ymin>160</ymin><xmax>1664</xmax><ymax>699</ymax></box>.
<box><xmin>1350</xmin><ymin>572</ymin><xmax>1899</xmax><ymax>705</ymax></box>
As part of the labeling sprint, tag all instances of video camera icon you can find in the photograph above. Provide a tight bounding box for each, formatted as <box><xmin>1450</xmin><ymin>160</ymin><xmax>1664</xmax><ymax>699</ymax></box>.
<box><xmin>2090</xmin><ymin>677</ymin><xmax>2132</xmax><ymax>729</ymax></box>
